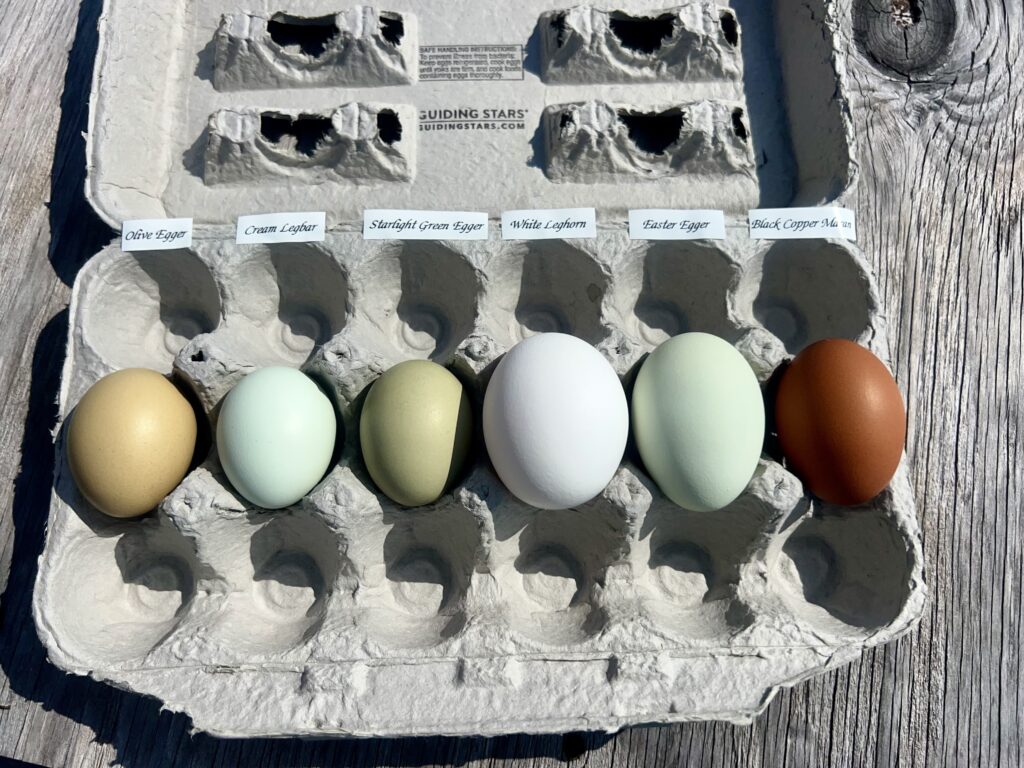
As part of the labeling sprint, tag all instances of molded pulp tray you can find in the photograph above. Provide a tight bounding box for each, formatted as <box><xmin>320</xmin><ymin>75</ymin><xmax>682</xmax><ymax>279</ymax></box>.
<box><xmin>33</xmin><ymin>0</ymin><xmax>926</xmax><ymax>738</ymax></box>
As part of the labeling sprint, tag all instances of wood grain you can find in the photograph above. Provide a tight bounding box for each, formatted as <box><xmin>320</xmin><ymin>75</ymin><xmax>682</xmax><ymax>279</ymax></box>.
<box><xmin>1</xmin><ymin>0</ymin><xmax>1021</xmax><ymax>765</ymax></box>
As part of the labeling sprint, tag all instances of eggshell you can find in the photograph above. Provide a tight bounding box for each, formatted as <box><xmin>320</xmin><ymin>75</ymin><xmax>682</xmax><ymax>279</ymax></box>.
<box><xmin>68</xmin><ymin>368</ymin><xmax>198</xmax><ymax>518</ymax></box>
<box><xmin>482</xmin><ymin>333</ymin><xmax>628</xmax><ymax>509</ymax></box>
<box><xmin>774</xmin><ymin>338</ymin><xmax>906</xmax><ymax>505</ymax></box>
<box><xmin>217</xmin><ymin>367</ymin><xmax>337</xmax><ymax>509</ymax></box>
<box><xmin>360</xmin><ymin>360</ymin><xmax>473</xmax><ymax>507</ymax></box>
<box><xmin>632</xmin><ymin>332</ymin><xmax>765</xmax><ymax>512</ymax></box>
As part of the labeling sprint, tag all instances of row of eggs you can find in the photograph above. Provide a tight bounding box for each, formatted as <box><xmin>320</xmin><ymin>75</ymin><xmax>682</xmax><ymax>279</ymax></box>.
<box><xmin>67</xmin><ymin>332</ymin><xmax>907</xmax><ymax>520</ymax></box>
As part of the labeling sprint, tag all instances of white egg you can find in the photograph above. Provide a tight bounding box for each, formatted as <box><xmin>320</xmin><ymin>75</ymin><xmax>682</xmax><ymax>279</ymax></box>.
<box><xmin>483</xmin><ymin>333</ymin><xmax>628</xmax><ymax>509</ymax></box>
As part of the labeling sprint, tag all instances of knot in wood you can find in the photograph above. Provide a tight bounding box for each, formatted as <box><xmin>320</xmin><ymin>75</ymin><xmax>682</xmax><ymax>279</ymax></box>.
<box><xmin>853</xmin><ymin>0</ymin><xmax>956</xmax><ymax>77</ymax></box>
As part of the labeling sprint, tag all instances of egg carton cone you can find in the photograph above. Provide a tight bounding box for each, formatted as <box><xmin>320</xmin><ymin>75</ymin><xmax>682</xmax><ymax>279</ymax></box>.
<box><xmin>213</xmin><ymin>7</ymin><xmax>418</xmax><ymax>91</ymax></box>
<box><xmin>34</xmin><ymin>0</ymin><xmax>924</xmax><ymax>738</ymax></box>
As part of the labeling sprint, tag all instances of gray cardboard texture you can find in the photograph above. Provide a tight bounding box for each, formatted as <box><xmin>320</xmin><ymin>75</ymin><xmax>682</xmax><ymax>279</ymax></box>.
<box><xmin>34</xmin><ymin>0</ymin><xmax>925</xmax><ymax>739</ymax></box>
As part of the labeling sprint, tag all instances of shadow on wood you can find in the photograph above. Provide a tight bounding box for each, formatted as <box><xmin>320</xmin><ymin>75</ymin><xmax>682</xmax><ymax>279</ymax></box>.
<box><xmin>47</xmin><ymin>0</ymin><xmax>113</xmax><ymax>286</ymax></box>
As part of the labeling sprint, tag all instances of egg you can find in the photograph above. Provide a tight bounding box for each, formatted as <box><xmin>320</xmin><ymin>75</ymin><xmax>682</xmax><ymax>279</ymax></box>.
<box><xmin>774</xmin><ymin>338</ymin><xmax>906</xmax><ymax>505</ymax></box>
<box><xmin>483</xmin><ymin>333</ymin><xmax>628</xmax><ymax>509</ymax></box>
<box><xmin>68</xmin><ymin>368</ymin><xmax>198</xmax><ymax>518</ymax></box>
<box><xmin>632</xmin><ymin>332</ymin><xmax>765</xmax><ymax>512</ymax></box>
<box><xmin>360</xmin><ymin>360</ymin><xmax>473</xmax><ymax>507</ymax></box>
<box><xmin>217</xmin><ymin>367</ymin><xmax>337</xmax><ymax>509</ymax></box>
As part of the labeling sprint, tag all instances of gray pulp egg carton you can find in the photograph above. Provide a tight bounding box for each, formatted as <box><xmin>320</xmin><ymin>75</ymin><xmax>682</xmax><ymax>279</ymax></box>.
<box><xmin>33</xmin><ymin>0</ymin><xmax>926</xmax><ymax>738</ymax></box>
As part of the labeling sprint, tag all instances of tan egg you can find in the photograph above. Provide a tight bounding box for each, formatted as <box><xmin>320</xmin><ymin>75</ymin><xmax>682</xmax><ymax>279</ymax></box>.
<box><xmin>68</xmin><ymin>368</ymin><xmax>198</xmax><ymax>518</ymax></box>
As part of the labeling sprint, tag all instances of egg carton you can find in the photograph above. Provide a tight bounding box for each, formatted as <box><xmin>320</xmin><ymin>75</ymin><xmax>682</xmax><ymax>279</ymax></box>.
<box><xmin>34</xmin><ymin>0</ymin><xmax>925</xmax><ymax>739</ymax></box>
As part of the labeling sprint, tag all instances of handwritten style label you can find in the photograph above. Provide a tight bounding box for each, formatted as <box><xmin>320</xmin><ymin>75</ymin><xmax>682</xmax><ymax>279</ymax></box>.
<box><xmin>363</xmin><ymin>209</ymin><xmax>488</xmax><ymax>240</ymax></box>
<box><xmin>236</xmin><ymin>212</ymin><xmax>326</xmax><ymax>244</ymax></box>
<box><xmin>629</xmin><ymin>209</ymin><xmax>726</xmax><ymax>240</ymax></box>
<box><xmin>748</xmin><ymin>207</ymin><xmax>857</xmax><ymax>241</ymax></box>
<box><xmin>121</xmin><ymin>218</ymin><xmax>193</xmax><ymax>251</ymax></box>
<box><xmin>501</xmin><ymin>208</ymin><xmax>597</xmax><ymax>240</ymax></box>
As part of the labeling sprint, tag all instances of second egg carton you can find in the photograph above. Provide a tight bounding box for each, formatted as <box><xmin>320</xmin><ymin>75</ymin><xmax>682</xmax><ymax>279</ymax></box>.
<box><xmin>34</xmin><ymin>231</ymin><xmax>925</xmax><ymax>737</ymax></box>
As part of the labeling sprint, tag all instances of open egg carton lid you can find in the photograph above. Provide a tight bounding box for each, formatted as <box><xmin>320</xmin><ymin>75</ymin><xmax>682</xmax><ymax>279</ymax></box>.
<box><xmin>34</xmin><ymin>0</ymin><xmax>925</xmax><ymax>740</ymax></box>
<box><xmin>83</xmin><ymin>0</ymin><xmax>856</xmax><ymax>233</ymax></box>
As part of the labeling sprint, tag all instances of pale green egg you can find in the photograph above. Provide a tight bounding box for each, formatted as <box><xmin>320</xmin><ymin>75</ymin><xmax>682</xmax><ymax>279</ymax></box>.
<box><xmin>632</xmin><ymin>332</ymin><xmax>765</xmax><ymax>512</ymax></box>
<box><xmin>217</xmin><ymin>367</ymin><xmax>337</xmax><ymax>509</ymax></box>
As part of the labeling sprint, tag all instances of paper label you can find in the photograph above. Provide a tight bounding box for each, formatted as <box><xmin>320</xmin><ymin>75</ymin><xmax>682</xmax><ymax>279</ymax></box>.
<box><xmin>363</xmin><ymin>210</ymin><xmax>489</xmax><ymax>240</ymax></box>
<box><xmin>236</xmin><ymin>212</ymin><xmax>326</xmax><ymax>244</ymax></box>
<box><xmin>420</xmin><ymin>45</ymin><xmax>524</xmax><ymax>82</ymax></box>
<box><xmin>629</xmin><ymin>209</ymin><xmax>726</xmax><ymax>240</ymax></box>
<box><xmin>748</xmin><ymin>207</ymin><xmax>857</xmax><ymax>241</ymax></box>
<box><xmin>501</xmin><ymin>208</ymin><xmax>597</xmax><ymax>240</ymax></box>
<box><xmin>121</xmin><ymin>218</ymin><xmax>193</xmax><ymax>251</ymax></box>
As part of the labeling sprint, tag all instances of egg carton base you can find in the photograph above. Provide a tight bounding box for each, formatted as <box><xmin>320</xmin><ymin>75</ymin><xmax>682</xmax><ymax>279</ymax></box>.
<box><xmin>33</xmin><ymin>231</ymin><xmax>926</xmax><ymax>737</ymax></box>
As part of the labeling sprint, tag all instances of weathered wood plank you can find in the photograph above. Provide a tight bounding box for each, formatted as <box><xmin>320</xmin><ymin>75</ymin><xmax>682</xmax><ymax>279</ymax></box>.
<box><xmin>1</xmin><ymin>0</ymin><xmax>1021</xmax><ymax>765</ymax></box>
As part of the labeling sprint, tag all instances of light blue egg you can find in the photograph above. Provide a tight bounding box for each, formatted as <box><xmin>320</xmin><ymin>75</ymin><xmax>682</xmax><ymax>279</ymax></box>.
<box><xmin>217</xmin><ymin>367</ymin><xmax>337</xmax><ymax>509</ymax></box>
<box><xmin>632</xmin><ymin>333</ymin><xmax>765</xmax><ymax>512</ymax></box>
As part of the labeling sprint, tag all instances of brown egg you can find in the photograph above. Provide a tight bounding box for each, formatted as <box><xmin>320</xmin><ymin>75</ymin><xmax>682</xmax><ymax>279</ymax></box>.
<box><xmin>68</xmin><ymin>369</ymin><xmax>198</xmax><ymax>518</ymax></box>
<box><xmin>774</xmin><ymin>339</ymin><xmax>906</xmax><ymax>505</ymax></box>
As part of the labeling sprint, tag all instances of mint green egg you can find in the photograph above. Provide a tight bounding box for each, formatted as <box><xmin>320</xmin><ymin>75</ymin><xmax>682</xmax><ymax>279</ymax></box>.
<box><xmin>217</xmin><ymin>367</ymin><xmax>337</xmax><ymax>509</ymax></box>
<box><xmin>632</xmin><ymin>333</ymin><xmax>764</xmax><ymax>512</ymax></box>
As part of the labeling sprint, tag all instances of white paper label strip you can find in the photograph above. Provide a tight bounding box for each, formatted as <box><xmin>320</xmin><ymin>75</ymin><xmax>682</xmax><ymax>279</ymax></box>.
<box><xmin>121</xmin><ymin>218</ymin><xmax>193</xmax><ymax>251</ymax></box>
<box><xmin>748</xmin><ymin>207</ymin><xmax>857</xmax><ymax>241</ymax></box>
<box><xmin>629</xmin><ymin>209</ymin><xmax>726</xmax><ymax>240</ymax></box>
<box><xmin>501</xmin><ymin>208</ymin><xmax>597</xmax><ymax>240</ymax></box>
<box><xmin>363</xmin><ymin>209</ymin><xmax>488</xmax><ymax>240</ymax></box>
<box><xmin>236</xmin><ymin>211</ymin><xmax>326</xmax><ymax>244</ymax></box>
